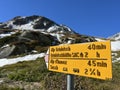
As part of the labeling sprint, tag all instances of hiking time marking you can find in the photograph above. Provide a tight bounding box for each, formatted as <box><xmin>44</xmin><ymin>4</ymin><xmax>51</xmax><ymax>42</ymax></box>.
<box><xmin>48</xmin><ymin>40</ymin><xmax>112</xmax><ymax>80</ymax></box>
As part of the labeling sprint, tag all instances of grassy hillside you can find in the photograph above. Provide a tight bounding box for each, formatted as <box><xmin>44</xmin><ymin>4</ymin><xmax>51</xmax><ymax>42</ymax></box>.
<box><xmin>0</xmin><ymin>58</ymin><xmax>120</xmax><ymax>90</ymax></box>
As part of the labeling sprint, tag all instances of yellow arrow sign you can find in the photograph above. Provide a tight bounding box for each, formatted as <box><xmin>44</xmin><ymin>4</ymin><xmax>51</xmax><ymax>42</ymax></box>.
<box><xmin>48</xmin><ymin>40</ymin><xmax>112</xmax><ymax>80</ymax></box>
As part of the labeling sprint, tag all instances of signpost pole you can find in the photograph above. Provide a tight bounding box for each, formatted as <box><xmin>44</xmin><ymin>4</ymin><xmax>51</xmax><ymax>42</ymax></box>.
<box><xmin>67</xmin><ymin>74</ymin><xmax>74</xmax><ymax>90</ymax></box>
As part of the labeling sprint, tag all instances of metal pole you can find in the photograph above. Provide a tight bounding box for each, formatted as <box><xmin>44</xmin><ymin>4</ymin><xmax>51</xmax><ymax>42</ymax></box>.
<box><xmin>67</xmin><ymin>74</ymin><xmax>74</xmax><ymax>90</ymax></box>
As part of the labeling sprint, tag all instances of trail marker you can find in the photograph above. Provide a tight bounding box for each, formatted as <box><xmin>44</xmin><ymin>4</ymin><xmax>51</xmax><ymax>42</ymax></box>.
<box><xmin>48</xmin><ymin>40</ymin><xmax>112</xmax><ymax>80</ymax></box>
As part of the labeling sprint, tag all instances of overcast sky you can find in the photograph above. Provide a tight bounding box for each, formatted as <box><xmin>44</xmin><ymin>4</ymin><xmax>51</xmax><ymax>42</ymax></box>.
<box><xmin>0</xmin><ymin>0</ymin><xmax>119</xmax><ymax>38</ymax></box>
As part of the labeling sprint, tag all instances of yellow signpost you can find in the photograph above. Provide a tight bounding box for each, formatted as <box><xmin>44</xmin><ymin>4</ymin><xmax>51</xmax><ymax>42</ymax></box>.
<box><xmin>48</xmin><ymin>40</ymin><xmax>112</xmax><ymax>80</ymax></box>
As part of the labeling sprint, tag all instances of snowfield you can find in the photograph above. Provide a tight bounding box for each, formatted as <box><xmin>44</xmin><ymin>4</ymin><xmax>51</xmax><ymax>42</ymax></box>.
<box><xmin>0</xmin><ymin>31</ymin><xmax>16</xmax><ymax>38</ymax></box>
<box><xmin>0</xmin><ymin>53</ymin><xmax>45</xmax><ymax>67</ymax></box>
<box><xmin>111</xmin><ymin>41</ymin><xmax>120</xmax><ymax>51</ymax></box>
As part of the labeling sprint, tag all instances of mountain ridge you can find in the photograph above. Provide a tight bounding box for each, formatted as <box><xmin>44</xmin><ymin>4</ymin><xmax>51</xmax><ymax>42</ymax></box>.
<box><xmin>0</xmin><ymin>15</ymin><xmax>96</xmax><ymax>59</ymax></box>
<box><xmin>108</xmin><ymin>32</ymin><xmax>120</xmax><ymax>40</ymax></box>
<box><xmin>0</xmin><ymin>15</ymin><xmax>75</xmax><ymax>34</ymax></box>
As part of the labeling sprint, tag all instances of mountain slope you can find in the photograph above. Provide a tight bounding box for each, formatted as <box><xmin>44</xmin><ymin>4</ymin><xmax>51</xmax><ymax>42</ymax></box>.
<box><xmin>0</xmin><ymin>15</ymin><xmax>75</xmax><ymax>33</ymax></box>
<box><xmin>0</xmin><ymin>15</ymin><xmax>96</xmax><ymax>59</ymax></box>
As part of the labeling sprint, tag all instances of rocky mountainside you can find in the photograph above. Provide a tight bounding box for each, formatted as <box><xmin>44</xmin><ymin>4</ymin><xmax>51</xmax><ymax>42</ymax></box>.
<box><xmin>0</xmin><ymin>15</ymin><xmax>75</xmax><ymax>34</ymax></box>
<box><xmin>0</xmin><ymin>15</ymin><xmax>96</xmax><ymax>58</ymax></box>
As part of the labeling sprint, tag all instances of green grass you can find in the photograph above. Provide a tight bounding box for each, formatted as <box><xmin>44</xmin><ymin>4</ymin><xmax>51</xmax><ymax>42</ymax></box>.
<box><xmin>0</xmin><ymin>58</ymin><xmax>120</xmax><ymax>90</ymax></box>
<box><xmin>0</xmin><ymin>58</ymin><xmax>48</xmax><ymax>82</ymax></box>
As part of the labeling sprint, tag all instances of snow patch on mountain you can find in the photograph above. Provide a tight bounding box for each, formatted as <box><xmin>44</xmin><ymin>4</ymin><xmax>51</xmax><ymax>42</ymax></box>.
<box><xmin>108</xmin><ymin>32</ymin><xmax>120</xmax><ymax>40</ymax></box>
<box><xmin>95</xmin><ymin>38</ymin><xmax>106</xmax><ymax>41</ymax></box>
<box><xmin>112</xmin><ymin>57</ymin><xmax>120</xmax><ymax>63</ymax></box>
<box><xmin>111</xmin><ymin>41</ymin><xmax>120</xmax><ymax>51</ymax></box>
<box><xmin>47</xmin><ymin>25</ymin><xmax>59</xmax><ymax>33</ymax></box>
<box><xmin>12</xmin><ymin>21</ymin><xmax>33</xmax><ymax>30</ymax></box>
<box><xmin>50</xmin><ymin>33</ymin><xmax>64</xmax><ymax>42</ymax></box>
<box><xmin>0</xmin><ymin>31</ymin><xmax>16</xmax><ymax>38</ymax></box>
<box><xmin>6</xmin><ymin>18</ymin><xmax>37</xmax><ymax>30</ymax></box>
<box><xmin>0</xmin><ymin>53</ymin><xmax>45</xmax><ymax>67</ymax></box>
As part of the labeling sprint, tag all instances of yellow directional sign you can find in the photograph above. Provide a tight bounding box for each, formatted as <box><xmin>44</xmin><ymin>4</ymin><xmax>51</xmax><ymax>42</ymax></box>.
<box><xmin>48</xmin><ymin>40</ymin><xmax>112</xmax><ymax>80</ymax></box>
